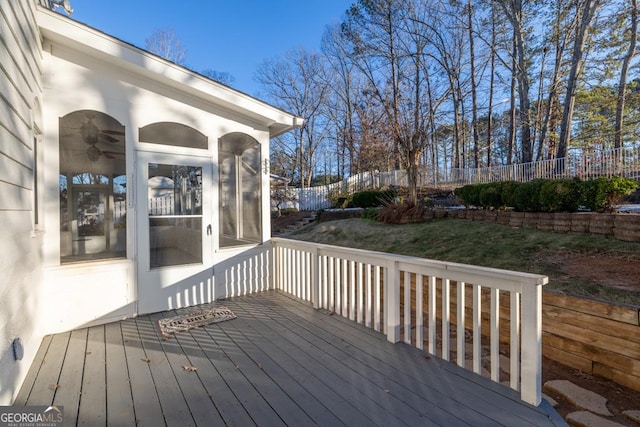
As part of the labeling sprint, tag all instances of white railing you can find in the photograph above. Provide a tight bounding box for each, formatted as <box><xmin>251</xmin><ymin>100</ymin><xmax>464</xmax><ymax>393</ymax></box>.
<box><xmin>270</xmin><ymin>237</ymin><xmax>548</xmax><ymax>406</ymax></box>
<box><xmin>279</xmin><ymin>146</ymin><xmax>640</xmax><ymax>211</ymax></box>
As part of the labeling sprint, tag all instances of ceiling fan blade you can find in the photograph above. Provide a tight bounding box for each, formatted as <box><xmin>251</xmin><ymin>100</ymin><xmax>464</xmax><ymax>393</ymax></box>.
<box><xmin>100</xmin><ymin>129</ymin><xmax>125</xmax><ymax>136</ymax></box>
<box><xmin>99</xmin><ymin>133</ymin><xmax>119</xmax><ymax>143</ymax></box>
<box><xmin>101</xmin><ymin>150</ymin><xmax>125</xmax><ymax>156</ymax></box>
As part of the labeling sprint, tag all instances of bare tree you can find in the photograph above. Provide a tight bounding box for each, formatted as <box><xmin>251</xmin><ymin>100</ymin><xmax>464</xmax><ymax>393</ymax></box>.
<box><xmin>145</xmin><ymin>28</ymin><xmax>188</xmax><ymax>65</ymax></box>
<box><xmin>256</xmin><ymin>47</ymin><xmax>330</xmax><ymax>188</ymax></box>
<box><xmin>342</xmin><ymin>0</ymin><xmax>437</xmax><ymax>205</ymax></box>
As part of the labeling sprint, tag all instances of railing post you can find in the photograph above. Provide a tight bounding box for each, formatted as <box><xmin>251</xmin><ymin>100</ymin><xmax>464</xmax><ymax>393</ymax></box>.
<box><xmin>521</xmin><ymin>282</ymin><xmax>543</xmax><ymax>406</ymax></box>
<box><xmin>385</xmin><ymin>260</ymin><xmax>400</xmax><ymax>343</ymax></box>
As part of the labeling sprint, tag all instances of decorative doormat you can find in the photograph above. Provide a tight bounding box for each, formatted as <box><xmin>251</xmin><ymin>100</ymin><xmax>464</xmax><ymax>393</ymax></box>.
<box><xmin>157</xmin><ymin>306</ymin><xmax>236</xmax><ymax>337</ymax></box>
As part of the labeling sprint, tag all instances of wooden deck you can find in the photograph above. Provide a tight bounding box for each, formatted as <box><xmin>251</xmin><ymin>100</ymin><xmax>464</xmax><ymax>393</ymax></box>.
<box><xmin>15</xmin><ymin>291</ymin><xmax>564</xmax><ymax>426</ymax></box>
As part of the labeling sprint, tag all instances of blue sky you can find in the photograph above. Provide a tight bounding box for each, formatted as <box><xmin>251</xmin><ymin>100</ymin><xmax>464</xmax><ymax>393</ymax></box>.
<box><xmin>68</xmin><ymin>1</ymin><xmax>354</xmax><ymax>96</ymax></box>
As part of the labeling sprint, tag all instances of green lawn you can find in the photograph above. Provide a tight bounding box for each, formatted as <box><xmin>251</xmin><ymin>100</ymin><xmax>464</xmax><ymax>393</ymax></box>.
<box><xmin>287</xmin><ymin>217</ymin><xmax>640</xmax><ymax>306</ymax></box>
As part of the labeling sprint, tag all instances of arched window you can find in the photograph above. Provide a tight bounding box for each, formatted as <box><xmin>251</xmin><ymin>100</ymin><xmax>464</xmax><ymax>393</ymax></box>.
<box><xmin>139</xmin><ymin>122</ymin><xmax>207</xmax><ymax>149</ymax></box>
<box><xmin>59</xmin><ymin>110</ymin><xmax>126</xmax><ymax>262</ymax></box>
<box><xmin>219</xmin><ymin>133</ymin><xmax>262</xmax><ymax>247</ymax></box>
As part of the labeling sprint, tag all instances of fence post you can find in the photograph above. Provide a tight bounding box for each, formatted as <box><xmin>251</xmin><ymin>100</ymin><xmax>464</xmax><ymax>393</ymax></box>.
<box><xmin>520</xmin><ymin>282</ymin><xmax>543</xmax><ymax>406</ymax></box>
<box><xmin>385</xmin><ymin>260</ymin><xmax>400</xmax><ymax>343</ymax></box>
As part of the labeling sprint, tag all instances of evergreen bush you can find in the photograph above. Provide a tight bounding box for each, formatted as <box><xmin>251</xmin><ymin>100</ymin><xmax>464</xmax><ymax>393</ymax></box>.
<box><xmin>352</xmin><ymin>189</ymin><xmax>397</xmax><ymax>208</ymax></box>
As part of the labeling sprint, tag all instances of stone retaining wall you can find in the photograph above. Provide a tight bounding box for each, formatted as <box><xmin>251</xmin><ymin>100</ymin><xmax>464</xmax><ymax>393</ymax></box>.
<box><xmin>441</xmin><ymin>210</ymin><xmax>640</xmax><ymax>242</ymax></box>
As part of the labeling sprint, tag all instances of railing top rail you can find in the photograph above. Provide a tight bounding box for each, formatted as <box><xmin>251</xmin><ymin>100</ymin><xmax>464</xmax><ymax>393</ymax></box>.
<box><xmin>271</xmin><ymin>237</ymin><xmax>548</xmax><ymax>289</ymax></box>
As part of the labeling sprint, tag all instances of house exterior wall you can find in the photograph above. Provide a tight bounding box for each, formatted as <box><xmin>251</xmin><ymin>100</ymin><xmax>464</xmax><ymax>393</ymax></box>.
<box><xmin>0</xmin><ymin>0</ymin><xmax>45</xmax><ymax>406</ymax></box>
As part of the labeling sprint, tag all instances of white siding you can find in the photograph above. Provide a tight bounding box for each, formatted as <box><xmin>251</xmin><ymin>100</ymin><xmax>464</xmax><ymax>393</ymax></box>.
<box><xmin>0</xmin><ymin>0</ymin><xmax>43</xmax><ymax>406</ymax></box>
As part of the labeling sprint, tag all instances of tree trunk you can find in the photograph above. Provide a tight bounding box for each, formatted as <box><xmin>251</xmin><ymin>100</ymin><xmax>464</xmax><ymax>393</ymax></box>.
<box><xmin>467</xmin><ymin>0</ymin><xmax>480</xmax><ymax>168</ymax></box>
<box><xmin>614</xmin><ymin>0</ymin><xmax>638</xmax><ymax>151</ymax></box>
<box><xmin>487</xmin><ymin>5</ymin><xmax>496</xmax><ymax>167</ymax></box>
<box><xmin>557</xmin><ymin>0</ymin><xmax>602</xmax><ymax>161</ymax></box>
<box><xmin>508</xmin><ymin>31</ymin><xmax>517</xmax><ymax>165</ymax></box>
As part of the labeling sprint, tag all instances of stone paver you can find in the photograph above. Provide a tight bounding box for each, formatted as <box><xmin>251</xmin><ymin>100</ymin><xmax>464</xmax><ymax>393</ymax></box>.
<box><xmin>566</xmin><ymin>411</ymin><xmax>625</xmax><ymax>427</ymax></box>
<box><xmin>544</xmin><ymin>380</ymin><xmax>613</xmax><ymax>417</ymax></box>
<box><xmin>623</xmin><ymin>410</ymin><xmax>640</xmax><ymax>424</ymax></box>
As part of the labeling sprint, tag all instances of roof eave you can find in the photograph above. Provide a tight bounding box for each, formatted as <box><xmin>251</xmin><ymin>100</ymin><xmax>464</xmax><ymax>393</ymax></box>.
<box><xmin>36</xmin><ymin>7</ymin><xmax>303</xmax><ymax>138</ymax></box>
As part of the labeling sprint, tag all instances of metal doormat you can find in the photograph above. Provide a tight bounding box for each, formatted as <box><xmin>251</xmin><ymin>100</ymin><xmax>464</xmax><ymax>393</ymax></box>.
<box><xmin>157</xmin><ymin>306</ymin><xmax>236</xmax><ymax>337</ymax></box>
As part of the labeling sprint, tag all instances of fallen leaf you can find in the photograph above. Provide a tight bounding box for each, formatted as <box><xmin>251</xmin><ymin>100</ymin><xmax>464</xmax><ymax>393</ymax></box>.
<box><xmin>182</xmin><ymin>365</ymin><xmax>197</xmax><ymax>372</ymax></box>
<box><xmin>50</xmin><ymin>384</ymin><xmax>60</xmax><ymax>390</ymax></box>
<box><xmin>141</xmin><ymin>358</ymin><xmax>151</xmax><ymax>364</ymax></box>
<box><xmin>257</xmin><ymin>363</ymin><xmax>263</xmax><ymax>369</ymax></box>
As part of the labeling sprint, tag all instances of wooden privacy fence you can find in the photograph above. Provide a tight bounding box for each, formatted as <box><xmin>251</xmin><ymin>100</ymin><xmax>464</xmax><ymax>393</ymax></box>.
<box><xmin>270</xmin><ymin>237</ymin><xmax>549</xmax><ymax>406</ymax></box>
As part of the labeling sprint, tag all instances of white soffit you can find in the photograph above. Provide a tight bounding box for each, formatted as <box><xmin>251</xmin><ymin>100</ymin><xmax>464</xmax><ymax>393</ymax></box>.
<box><xmin>36</xmin><ymin>7</ymin><xmax>303</xmax><ymax>138</ymax></box>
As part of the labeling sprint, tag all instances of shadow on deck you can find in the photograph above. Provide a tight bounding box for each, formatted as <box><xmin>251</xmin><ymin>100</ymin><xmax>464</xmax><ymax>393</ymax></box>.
<box><xmin>14</xmin><ymin>291</ymin><xmax>564</xmax><ymax>426</ymax></box>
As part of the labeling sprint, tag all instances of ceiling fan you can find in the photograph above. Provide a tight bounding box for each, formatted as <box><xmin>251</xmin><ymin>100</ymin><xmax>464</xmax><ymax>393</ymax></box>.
<box><xmin>62</xmin><ymin>113</ymin><xmax>125</xmax><ymax>162</ymax></box>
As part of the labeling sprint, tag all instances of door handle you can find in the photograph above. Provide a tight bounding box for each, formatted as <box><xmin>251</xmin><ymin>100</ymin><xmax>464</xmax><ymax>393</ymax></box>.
<box><xmin>206</xmin><ymin>224</ymin><xmax>212</xmax><ymax>236</ymax></box>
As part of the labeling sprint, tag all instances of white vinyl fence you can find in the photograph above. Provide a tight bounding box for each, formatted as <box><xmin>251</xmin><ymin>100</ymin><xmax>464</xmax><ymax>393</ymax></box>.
<box><xmin>270</xmin><ymin>237</ymin><xmax>548</xmax><ymax>406</ymax></box>
<box><xmin>278</xmin><ymin>146</ymin><xmax>640</xmax><ymax>211</ymax></box>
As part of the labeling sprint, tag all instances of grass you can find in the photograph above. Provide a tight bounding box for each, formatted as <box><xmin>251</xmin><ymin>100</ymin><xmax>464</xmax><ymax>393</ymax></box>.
<box><xmin>288</xmin><ymin>217</ymin><xmax>640</xmax><ymax>306</ymax></box>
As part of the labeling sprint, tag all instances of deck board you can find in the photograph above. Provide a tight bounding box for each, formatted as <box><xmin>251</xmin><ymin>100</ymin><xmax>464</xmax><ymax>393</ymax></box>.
<box><xmin>15</xmin><ymin>290</ymin><xmax>562</xmax><ymax>426</ymax></box>
<box><xmin>104</xmin><ymin>322</ymin><xmax>136</xmax><ymax>426</ymax></box>
<box><xmin>120</xmin><ymin>318</ymin><xmax>165</xmax><ymax>427</ymax></box>
<box><xmin>53</xmin><ymin>328</ymin><xmax>87</xmax><ymax>426</ymax></box>
<box><xmin>77</xmin><ymin>325</ymin><xmax>106</xmax><ymax>426</ymax></box>
<box><xmin>25</xmin><ymin>331</ymin><xmax>69</xmax><ymax>406</ymax></box>
<box><xmin>13</xmin><ymin>334</ymin><xmax>52</xmax><ymax>406</ymax></box>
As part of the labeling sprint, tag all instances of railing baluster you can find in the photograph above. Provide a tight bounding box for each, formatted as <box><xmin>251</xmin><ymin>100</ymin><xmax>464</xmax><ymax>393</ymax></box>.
<box><xmin>404</xmin><ymin>271</ymin><xmax>411</xmax><ymax>345</ymax></box>
<box><xmin>366</xmin><ymin>264</ymin><xmax>372</xmax><ymax>328</ymax></box>
<box><xmin>335</xmin><ymin>258</ymin><xmax>341</xmax><ymax>315</ymax></box>
<box><xmin>328</xmin><ymin>256</ymin><xmax>335</xmax><ymax>313</ymax></box>
<box><xmin>510</xmin><ymin>291</ymin><xmax>520</xmax><ymax>391</ymax></box>
<box><xmin>357</xmin><ymin>262</ymin><xmax>364</xmax><ymax>324</ymax></box>
<box><xmin>428</xmin><ymin>276</ymin><xmax>436</xmax><ymax>355</ymax></box>
<box><xmin>473</xmin><ymin>284</ymin><xmax>481</xmax><ymax>375</ymax></box>
<box><xmin>342</xmin><ymin>259</ymin><xmax>348</xmax><ymax>316</ymax></box>
<box><xmin>416</xmin><ymin>273</ymin><xmax>424</xmax><ymax>350</ymax></box>
<box><xmin>374</xmin><ymin>265</ymin><xmax>381</xmax><ymax>332</ymax></box>
<box><xmin>491</xmin><ymin>288</ymin><xmax>500</xmax><ymax>382</ymax></box>
<box><xmin>349</xmin><ymin>260</ymin><xmax>356</xmax><ymax>321</ymax></box>
<box><xmin>457</xmin><ymin>281</ymin><xmax>466</xmax><ymax>368</ymax></box>
<box><xmin>442</xmin><ymin>278</ymin><xmax>450</xmax><ymax>361</ymax></box>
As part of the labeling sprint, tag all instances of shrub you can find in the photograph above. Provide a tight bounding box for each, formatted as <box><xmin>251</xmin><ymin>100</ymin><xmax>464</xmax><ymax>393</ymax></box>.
<box><xmin>352</xmin><ymin>189</ymin><xmax>397</xmax><ymax>208</ymax></box>
<box><xmin>580</xmin><ymin>176</ymin><xmax>638</xmax><ymax>212</ymax></box>
<box><xmin>455</xmin><ymin>184</ymin><xmax>481</xmax><ymax>207</ymax></box>
<box><xmin>327</xmin><ymin>189</ymin><xmax>351</xmax><ymax>208</ymax></box>
<box><xmin>479</xmin><ymin>183</ymin><xmax>503</xmax><ymax>209</ymax></box>
<box><xmin>538</xmin><ymin>178</ymin><xmax>581</xmax><ymax>212</ymax></box>
<box><xmin>499</xmin><ymin>181</ymin><xmax>522</xmax><ymax>209</ymax></box>
<box><xmin>513</xmin><ymin>179</ymin><xmax>546</xmax><ymax>212</ymax></box>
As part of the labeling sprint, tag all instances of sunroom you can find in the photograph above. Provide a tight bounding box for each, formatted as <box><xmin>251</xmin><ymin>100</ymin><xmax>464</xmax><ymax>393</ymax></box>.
<box><xmin>37</xmin><ymin>8</ymin><xmax>302</xmax><ymax>331</ymax></box>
